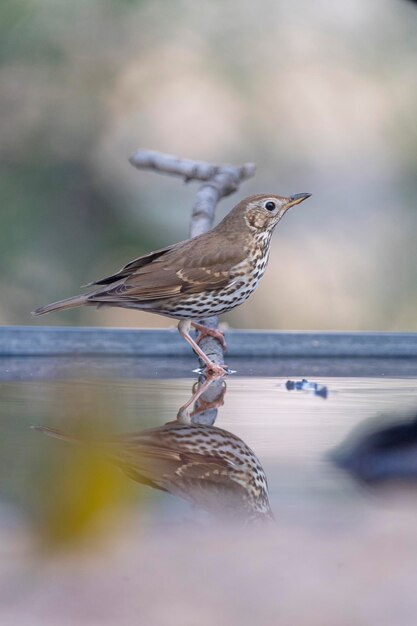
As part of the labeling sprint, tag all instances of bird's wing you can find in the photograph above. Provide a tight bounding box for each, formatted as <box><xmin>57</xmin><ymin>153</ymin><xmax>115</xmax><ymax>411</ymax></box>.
<box><xmin>112</xmin><ymin>444</ymin><xmax>249</xmax><ymax>505</ymax></box>
<box><xmin>88</xmin><ymin>235</ymin><xmax>247</xmax><ymax>302</ymax></box>
<box><xmin>86</xmin><ymin>242</ymin><xmax>182</xmax><ymax>286</ymax></box>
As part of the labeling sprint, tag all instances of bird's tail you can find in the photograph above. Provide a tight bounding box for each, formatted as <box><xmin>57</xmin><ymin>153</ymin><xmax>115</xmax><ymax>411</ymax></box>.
<box><xmin>31</xmin><ymin>425</ymin><xmax>83</xmax><ymax>444</ymax></box>
<box><xmin>32</xmin><ymin>425</ymin><xmax>116</xmax><ymax>448</ymax></box>
<box><xmin>31</xmin><ymin>294</ymin><xmax>89</xmax><ymax>316</ymax></box>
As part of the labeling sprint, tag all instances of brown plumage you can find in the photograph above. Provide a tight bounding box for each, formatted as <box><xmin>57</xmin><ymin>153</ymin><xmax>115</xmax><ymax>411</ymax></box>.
<box><xmin>33</xmin><ymin>192</ymin><xmax>311</xmax><ymax>374</ymax></box>
<box><xmin>34</xmin><ymin>421</ymin><xmax>274</xmax><ymax>523</ymax></box>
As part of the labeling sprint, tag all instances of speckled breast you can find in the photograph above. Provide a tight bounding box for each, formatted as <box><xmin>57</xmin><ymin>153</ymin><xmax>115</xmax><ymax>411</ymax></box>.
<box><xmin>159</xmin><ymin>236</ymin><xmax>271</xmax><ymax>320</ymax></box>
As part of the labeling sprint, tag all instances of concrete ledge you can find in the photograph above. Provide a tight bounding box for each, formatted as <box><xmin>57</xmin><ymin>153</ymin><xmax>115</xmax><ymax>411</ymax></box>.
<box><xmin>1</xmin><ymin>326</ymin><xmax>417</xmax><ymax>357</ymax></box>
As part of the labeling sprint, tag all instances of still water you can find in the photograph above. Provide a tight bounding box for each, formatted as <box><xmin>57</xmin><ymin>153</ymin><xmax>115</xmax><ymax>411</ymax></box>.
<box><xmin>1</xmin><ymin>372</ymin><xmax>417</xmax><ymax>625</ymax></box>
<box><xmin>2</xmin><ymin>374</ymin><xmax>417</xmax><ymax>523</ymax></box>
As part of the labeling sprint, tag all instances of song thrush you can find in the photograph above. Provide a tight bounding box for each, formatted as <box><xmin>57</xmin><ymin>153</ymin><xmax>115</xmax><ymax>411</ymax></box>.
<box><xmin>33</xmin><ymin>192</ymin><xmax>311</xmax><ymax>374</ymax></box>
<box><xmin>35</xmin><ymin>421</ymin><xmax>274</xmax><ymax>523</ymax></box>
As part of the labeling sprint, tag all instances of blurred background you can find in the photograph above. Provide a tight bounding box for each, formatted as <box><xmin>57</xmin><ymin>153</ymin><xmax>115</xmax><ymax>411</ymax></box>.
<box><xmin>1</xmin><ymin>0</ymin><xmax>417</xmax><ymax>331</ymax></box>
<box><xmin>2</xmin><ymin>4</ymin><xmax>417</xmax><ymax>620</ymax></box>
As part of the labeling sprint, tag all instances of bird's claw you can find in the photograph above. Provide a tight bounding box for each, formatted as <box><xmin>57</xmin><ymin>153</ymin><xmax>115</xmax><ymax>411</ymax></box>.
<box><xmin>194</xmin><ymin>325</ymin><xmax>228</xmax><ymax>351</ymax></box>
<box><xmin>193</xmin><ymin>385</ymin><xmax>227</xmax><ymax>416</ymax></box>
<box><xmin>204</xmin><ymin>363</ymin><xmax>229</xmax><ymax>378</ymax></box>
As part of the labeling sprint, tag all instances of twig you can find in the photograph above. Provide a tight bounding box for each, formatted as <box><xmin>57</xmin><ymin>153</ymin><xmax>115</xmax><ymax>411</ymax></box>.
<box><xmin>129</xmin><ymin>150</ymin><xmax>254</xmax><ymax>185</ymax></box>
<box><xmin>129</xmin><ymin>150</ymin><xmax>255</xmax><ymax>237</ymax></box>
<box><xmin>129</xmin><ymin>149</ymin><xmax>256</xmax><ymax>377</ymax></box>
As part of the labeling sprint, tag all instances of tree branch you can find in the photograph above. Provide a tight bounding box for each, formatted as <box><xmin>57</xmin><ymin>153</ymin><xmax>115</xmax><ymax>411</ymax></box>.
<box><xmin>129</xmin><ymin>149</ymin><xmax>256</xmax><ymax>379</ymax></box>
<box><xmin>129</xmin><ymin>150</ymin><xmax>255</xmax><ymax>186</ymax></box>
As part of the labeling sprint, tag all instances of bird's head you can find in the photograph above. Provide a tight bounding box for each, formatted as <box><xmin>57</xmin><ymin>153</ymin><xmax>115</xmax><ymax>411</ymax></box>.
<box><xmin>238</xmin><ymin>192</ymin><xmax>311</xmax><ymax>233</ymax></box>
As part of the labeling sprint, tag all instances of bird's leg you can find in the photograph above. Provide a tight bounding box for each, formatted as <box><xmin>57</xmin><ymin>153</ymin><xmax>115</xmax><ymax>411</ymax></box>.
<box><xmin>177</xmin><ymin>375</ymin><xmax>225</xmax><ymax>423</ymax></box>
<box><xmin>192</xmin><ymin>381</ymin><xmax>226</xmax><ymax>417</ymax></box>
<box><xmin>191</xmin><ymin>322</ymin><xmax>227</xmax><ymax>351</ymax></box>
<box><xmin>178</xmin><ymin>320</ymin><xmax>228</xmax><ymax>377</ymax></box>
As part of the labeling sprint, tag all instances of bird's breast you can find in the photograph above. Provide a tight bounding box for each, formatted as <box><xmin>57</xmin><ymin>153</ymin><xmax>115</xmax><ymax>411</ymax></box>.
<box><xmin>145</xmin><ymin>242</ymin><xmax>271</xmax><ymax>319</ymax></box>
<box><xmin>209</xmin><ymin>246</ymin><xmax>270</xmax><ymax>311</ymax></box>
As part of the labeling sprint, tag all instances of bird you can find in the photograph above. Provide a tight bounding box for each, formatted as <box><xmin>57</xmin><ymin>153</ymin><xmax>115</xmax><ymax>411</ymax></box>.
<box><xmin>33</xmin><ymin>192</ymin><xmax>311</xmax><ymax>375</ymax></box>
<box><xmin>34</xmin><ymin>420</ymin><xmax>274</xmax><ymax>524</ymax></box>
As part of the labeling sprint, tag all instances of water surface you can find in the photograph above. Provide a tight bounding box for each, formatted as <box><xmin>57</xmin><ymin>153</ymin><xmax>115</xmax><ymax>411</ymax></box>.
<box><xmin>1</xmin><ymin>372</ymin><xmax>417</xmax><ymax>625</ymax></box>
<box><xmin>2</xmin><ymin>375</ymin><xmax>417</xmax><ymax>523</ymax></box>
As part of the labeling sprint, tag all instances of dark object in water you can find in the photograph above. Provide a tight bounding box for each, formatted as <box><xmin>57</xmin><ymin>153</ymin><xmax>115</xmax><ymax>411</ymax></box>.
<box><xmin>330</xmin><ymin>413</ymin><xmax>417</xmax><ymax>484</ymax></box>
<box><xmin>285</xmin><ymin>378</ymin><xmax>328</xmax><ymax>399</ymax></box>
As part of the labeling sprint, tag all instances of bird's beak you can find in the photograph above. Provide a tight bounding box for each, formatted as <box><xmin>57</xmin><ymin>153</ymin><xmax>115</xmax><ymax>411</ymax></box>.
<box><xmin>284</xmin><ymin>193</ymin><xmax>311</xmax><ymax>210</ymax></box>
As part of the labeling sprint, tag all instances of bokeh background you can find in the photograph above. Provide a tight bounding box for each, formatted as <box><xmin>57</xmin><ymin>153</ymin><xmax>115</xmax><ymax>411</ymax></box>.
<box><xmin>2</xmin><ymin>0</ymin><xmax>417</xmax><ymax>331</ymax></box>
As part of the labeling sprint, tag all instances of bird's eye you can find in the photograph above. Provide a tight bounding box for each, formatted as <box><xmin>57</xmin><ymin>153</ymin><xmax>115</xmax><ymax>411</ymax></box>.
<box><xmin>265</xmin><ymin>201</ymin><xmax>276</xmax><ymax>211</ymax></box>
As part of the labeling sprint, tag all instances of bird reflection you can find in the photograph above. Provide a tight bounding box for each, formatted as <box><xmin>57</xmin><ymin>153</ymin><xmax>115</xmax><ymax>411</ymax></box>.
<box><xmin>330</xmin><ymin>411</ymin><xmax>417</xmax><ymax>485</ymax></box>
<box><xmin>35</xmin><ymin>376</ymin><xmax>273</xmax><ymax>523</ymax></box>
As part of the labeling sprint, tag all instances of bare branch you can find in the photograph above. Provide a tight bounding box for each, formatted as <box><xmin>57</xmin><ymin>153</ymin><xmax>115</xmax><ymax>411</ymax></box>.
<box><xmin>190</xmin><ymin>165</ymin><xmax>254</xmax><ymax>237</ymax></box>
<box><xmin>129</xmin><ymin>150</ymin><xmax>255</xmax><ymax>189</ymax></box>
<box><xmin>129</xmin><ymin>149</ymin><xmax>256</xmax><ymax>376</ymax></box>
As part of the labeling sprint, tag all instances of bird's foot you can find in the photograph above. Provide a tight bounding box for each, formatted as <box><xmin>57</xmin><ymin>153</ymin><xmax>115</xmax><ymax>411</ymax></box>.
<box><xmin>203</xmin><ymin>362</ymin><xmax>229</xmax><ymax>377</ymax></box>
<box><xmin>192</xmin><ymin>323</ymin><xmax>227</xmax><ymax>351</ymax></box>
<box><xmin>177</xmin><ymin>320</ymin><xmax>229</xmax><ymax>378</ymax></box>
<box><xmin>193</xmin><ymin>385</ymin><xmax>226</xmax><ymax>416</ymax></box>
